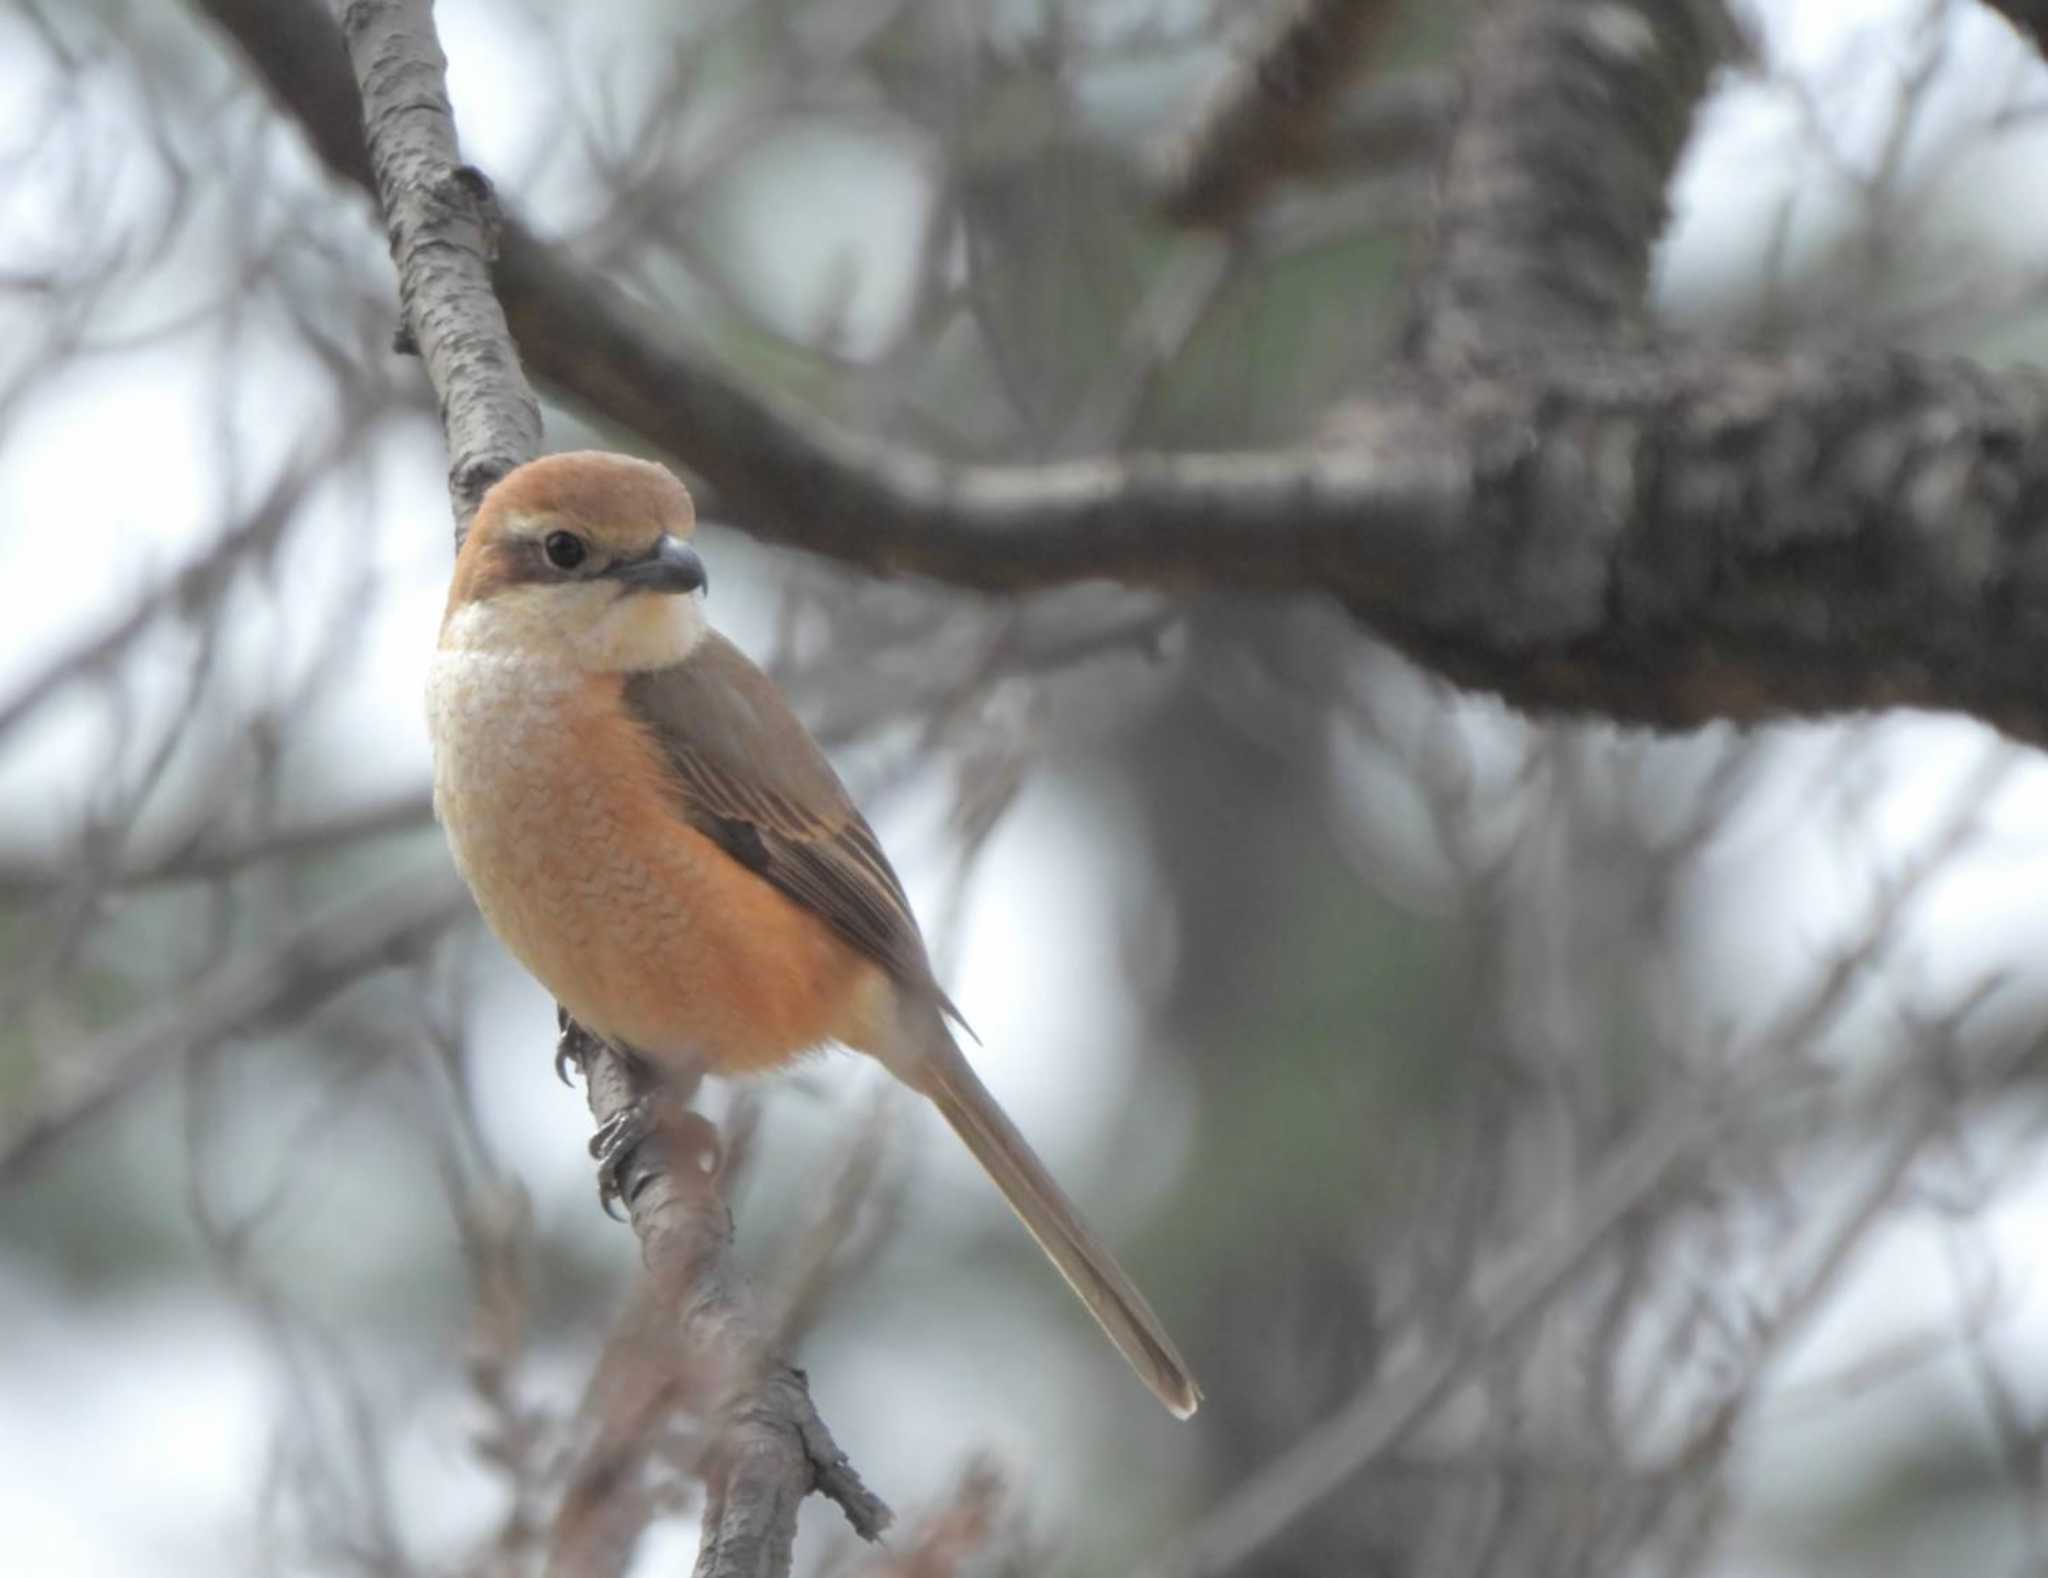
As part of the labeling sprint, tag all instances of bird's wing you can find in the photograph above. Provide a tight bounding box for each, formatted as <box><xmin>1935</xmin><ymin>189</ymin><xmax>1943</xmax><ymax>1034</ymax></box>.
<box><xmin>621</xmin><ymin>633</ymin><xmax>965</xmax><ymax>1024</ymax></box>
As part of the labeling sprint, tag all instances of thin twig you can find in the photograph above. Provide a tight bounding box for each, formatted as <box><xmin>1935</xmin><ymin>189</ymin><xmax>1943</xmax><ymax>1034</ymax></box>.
<box><xmin>1135</xmin><ymin>1068</ymin><xmax>1748</xmax><ymax>1578</ymax></box>
<box><xmin>0</xmin><ymin>789</ymin><xmax>435</xmax><ymax>895</ymax></box>
<box><xmin>0</xmin><ymin>867</ymin><xmax>470</xmax><ymax>1186</ymax></box>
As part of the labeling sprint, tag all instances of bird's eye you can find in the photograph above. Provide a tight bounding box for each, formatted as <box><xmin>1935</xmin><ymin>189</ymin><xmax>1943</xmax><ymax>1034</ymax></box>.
<box><xmin>542</xmin><ymin>531</ymin><xmax>587</xmax><ymax>571</ymax></box>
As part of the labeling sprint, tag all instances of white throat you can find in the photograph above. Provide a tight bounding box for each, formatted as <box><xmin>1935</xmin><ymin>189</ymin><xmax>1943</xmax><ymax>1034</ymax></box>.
<box><xmin>440</xmin><ymin>584</ymin><xmax>710</xmax><ymax>673</ymax></box>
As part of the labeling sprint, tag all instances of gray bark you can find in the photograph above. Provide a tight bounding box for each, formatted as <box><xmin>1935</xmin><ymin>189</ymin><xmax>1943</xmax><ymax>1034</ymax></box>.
<box><xmin>203</xmin><ymin>0</ymin><xmax>2048</xmax><ymax>745</ymax></box>
<box><xmin>268</xmin><ymin>3</ymin><xmax>894</xmax><ymax>1572</ymax></box>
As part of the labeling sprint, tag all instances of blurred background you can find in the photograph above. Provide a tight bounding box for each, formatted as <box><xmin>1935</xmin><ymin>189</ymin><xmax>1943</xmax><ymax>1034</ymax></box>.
<box><xmin>4</xmin><ymin>0</ymin><xmax>2048</xmax><ymax>1573</ymax></box>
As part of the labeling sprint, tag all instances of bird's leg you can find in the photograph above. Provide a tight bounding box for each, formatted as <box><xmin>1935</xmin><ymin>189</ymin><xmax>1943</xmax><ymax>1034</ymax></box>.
<box><xmin>575</xmin><ymin>1034</ymin><xmax>710</xmax><ymax>1218</ymax></box>
<box><xmin>585</xmin><ymin>1042</ymin><xmax>660</xmax><ymax>1216</ymax></box>
<box><xmin>554</xmin><ymin>1007</ymin><xmax>717</xmax><ymax>1215</ymax></box>
<box><xmin>591</xmin><ymin>1099</ymin><xmax>722</xmax><ymax>1219</ymax></box>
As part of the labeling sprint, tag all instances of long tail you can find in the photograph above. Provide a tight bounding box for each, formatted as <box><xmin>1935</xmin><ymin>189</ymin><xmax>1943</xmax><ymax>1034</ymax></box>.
<box><xmin>914</xmin><ymin>1033</ymin><xmax>1200</xmax><ymax>1418</ymax></box>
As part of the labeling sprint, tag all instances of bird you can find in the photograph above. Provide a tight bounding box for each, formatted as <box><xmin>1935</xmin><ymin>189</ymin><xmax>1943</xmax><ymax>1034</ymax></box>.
<box><xmin>424</xmin><ymin>449</ymin><xmax>1200</xmax><ymax>1418</ymax></box>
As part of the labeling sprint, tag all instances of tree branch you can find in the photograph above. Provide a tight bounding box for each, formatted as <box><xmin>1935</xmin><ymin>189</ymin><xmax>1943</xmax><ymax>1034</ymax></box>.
<box><xmin>548</xmin><ymin>1029</ymin><xmax>891</xmax><ymax>1578</ymax></box>
<box><xmin>0</xmin><ymin>790</ymin><xmax>434</xmax><ymax>896</ymax></box>
<box><xmin>199</xmin><ymin>0</ymin><xmax>2048</xmax><ymax>746</ymax></box>
<box><xmin>1311</xmin><ymin>71</ymin><xmax>1456</xmax><ymax>183</ymax></box>
<box><xmin>1409</xmin><ymin>0</ymin><xmax>1742</xmax><ymax>364</ymax></box>
<box><xmin>1343</xmin><ymin>348</ymin><xmax>2048</xmax><ymax>745</ymax></box>
<box><xmin>1980</xmin><ymin>0</ymin><xmax>2048</xmax><ymax>57</ymax></box>
<box><xmin>1150</xmin><ymin>0</ymin><xmax>1406</xmax><ymax>227</ymax></box>
<box><xmin>337</xmin><ymin>0</ymin><xmax>540</xmax><ymax>526</ymax></box>
<box><xmin>1139</xmin><ymin>1073</ymin><xmax>1737</xmax><ymax>1578</ymax></box>
<box><xmin>1139</xmin><ymin>1049</ymin><xmax>1954</xmax><ymax>1578</ymax></box>
<box><xmin>0</xmin><ymin>869</ymin><xmax>471</xmax><ymax>1187</ymax></box>
<box><xmin>316</xmin><ymin>3</ymin><xmax>891</xmax><ymax>1571</ymax></box>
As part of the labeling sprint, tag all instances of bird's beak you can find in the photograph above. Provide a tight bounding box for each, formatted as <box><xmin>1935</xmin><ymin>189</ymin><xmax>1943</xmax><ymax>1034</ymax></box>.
<box><xmin>605</xmin><ymin>536</ymin><xmax>707</xmax><ymax>596</ymax></box>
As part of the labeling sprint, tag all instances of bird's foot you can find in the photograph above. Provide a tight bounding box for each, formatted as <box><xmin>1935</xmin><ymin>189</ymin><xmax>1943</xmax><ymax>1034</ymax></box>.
<box><xmin>554</xmin><ymin>1007</ymin><xmax>587</xmax><ymax>1086</ymax></box>
<box><xmin>588</xmin><ymin>1096</ymin><xmax>723</xmax><ymax>1219</ymax></box>
<box><xmin>590</xmin><ymin>1095</ymin><xmax>658</xmax><ymax>1219</ymax></box>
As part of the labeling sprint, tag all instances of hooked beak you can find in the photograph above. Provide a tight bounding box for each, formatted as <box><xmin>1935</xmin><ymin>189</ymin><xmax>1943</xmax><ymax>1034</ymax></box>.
<box><xmin>605</xmin><ymin>536</ymin><xmax>707</xmax><ymax>596</ymax></box>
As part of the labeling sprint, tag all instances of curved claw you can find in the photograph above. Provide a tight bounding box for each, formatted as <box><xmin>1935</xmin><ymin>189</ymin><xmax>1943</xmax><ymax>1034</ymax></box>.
<box><xmin>590</xmin><ymin>1095</ymin><xmax>657</xmax><ymax>1216</ymax></box>
<box><xmin>554</xmin><ymin>1008</ymin><xmax>583</xmax><ymax>1087</ymax></box>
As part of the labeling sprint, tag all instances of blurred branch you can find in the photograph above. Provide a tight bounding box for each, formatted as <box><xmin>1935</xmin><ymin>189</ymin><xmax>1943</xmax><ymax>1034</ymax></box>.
<box><xmin>851</xmin><ymin>1458</ymin><xmax>1013</xmax><ymax>1578</ymax></box>
<box><xmin>1144</xmin><ymin>1038</ymin><xmax>1978</xmax><ymax>1578</ymax></box>
<box><xmin>199</xmin><ymin>0</ymin><xmax>2048</xmax><ymax>750</ymax></box>
<box><xmin>1055</xmin><ymin>235</ymin><xmax>1239</xmax><ymax>456</ymax></box>
<box><xmin>127</xmin><ymin>789</ymin><xmax>435</xmax><ymax>885</ymax></box>
<box><xmin>768</xmin><ymin>1087</ymin><xmax>901</xmax><ymax>1356</ymax></box>
<box><xmin>1312</xmin><ymin>71</ymin><xmax>1457</xmax><ymax>181</ymax></box>
<box><xmin>0</xmin><ymin>789</ymin><xmax>434</xmax><ymax>896</ymax></box>
<box><xmin>1149</xmin><ymin>0</ymin><xmax>1406</xmax><ymax>227</ymax></box>
<box><xmin>317</xmin><ymin>3</ymin><xmax>891</xmax><ymax>1572</ymax></box>
<box><xmin>192</xmin><ymin>0</ymin><xmax>376</xmax><ymax>189</ymax></box>
<box><xmin>1409</xmin><ymin>0</ymin><xmax>1741</xmax><ymax>364</ymax></box>
<box><xmin>1938</xmin><ymin>1219</ymin><xmax>2048</xmax><ymax>1558</ymax></box>
<box><xmin>1147</xmin><ymin>740</ymin><xmax>2023</xmax><ymax>1576</ymax></box>
<box><xmin>0</xmin><ymin>867</ymin><xmax>469</xmax><ymax>1187</ymax></box>
<box><xmin>1141</xmin><ymin>1064</ymin><xmax>1746</xmax><ymax>1578</ymax></box>
<box><xmin>548</xmin><ymin>1274</ymin><xmax>688</xmax><ymax>1578</ymax></box>
<box><xmin>1981</xmin><ymin>0</ymin><xmax>2048</xmax><ymax>55</ymax></box>
<box><xmin>422</xmin><ymin>1012</ymin><xmax>551</xmax><ymax>1571</ymax></box>
<box><xmin>0</xmin><ymin>441</ymin><xmax>336</xmax><ymax>748</ymax></box>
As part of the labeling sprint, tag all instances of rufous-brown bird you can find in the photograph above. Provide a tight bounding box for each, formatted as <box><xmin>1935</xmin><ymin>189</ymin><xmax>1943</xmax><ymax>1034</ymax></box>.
<box><xmin>425</xmin><ymin>450</ymin><xmax>1199</xmax><ymax>1417</ymax></box>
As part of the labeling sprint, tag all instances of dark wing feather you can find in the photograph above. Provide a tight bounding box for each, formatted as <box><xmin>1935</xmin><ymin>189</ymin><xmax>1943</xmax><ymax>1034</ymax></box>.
<box><xmin>622</xmin><ymin>635</ymin><xmax>967</xmax><ymax>1027</ymax></box>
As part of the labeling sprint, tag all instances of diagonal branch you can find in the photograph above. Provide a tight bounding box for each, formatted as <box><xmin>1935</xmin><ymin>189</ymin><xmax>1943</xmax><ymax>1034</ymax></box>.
<box><xmin>1133</xmin><ymin>1070</ymin><xmax>1738</xmax><ymax>1578</ymax></box>
<box><xmin>548</xmin><ymin>1034</ymin><xmax>891</xmax><ymax>1578</ymax></box>
<box><xmin>1150</xmin><ymin>0</ymin><xmax>1407</xmax><ymax>226</ymax></box>
<box><xmin>0</xmin><ymin>868</ymin><xmax>471</xmax><ymax>1187</ymax></box>
<box><xmin>337</xmin><ymin>0</ymin><xmax>540</xmax><ymax>526</ymax></box>
<box><xmin>0</xmin><ymin>790</ymin><xmax>435</xmax><ymax>896</ymax></box>
<box><xmin>1139</xmin><ymin>1052</ymin><xmax>1952</xmax><ymax>1578</ymax></box>
<box><xmin>315</xmin><ymin>3</ymin><xmax>892</xmax><ymax>1572</ymax></box>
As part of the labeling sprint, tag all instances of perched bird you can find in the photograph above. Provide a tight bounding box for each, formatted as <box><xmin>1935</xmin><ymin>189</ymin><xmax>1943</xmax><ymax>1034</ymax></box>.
<box><xmin>425</xmin><ymin>450</ymin><xmax>1199</xmax><ymax>1418</ymax></box>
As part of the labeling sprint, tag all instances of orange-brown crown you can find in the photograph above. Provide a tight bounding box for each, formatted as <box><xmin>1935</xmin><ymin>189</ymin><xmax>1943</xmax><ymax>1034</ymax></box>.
<box><xmin>447</xmin><ymin>452</ymin><xmax>696</xmax><ymax>612</ymax></box>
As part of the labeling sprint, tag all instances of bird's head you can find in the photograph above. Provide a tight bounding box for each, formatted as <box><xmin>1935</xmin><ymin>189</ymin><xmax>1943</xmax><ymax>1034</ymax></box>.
<box><xmin>441</xmin><ymin>451</ymin><xmax>709</xmax><ymax>672</ymax></box>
